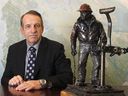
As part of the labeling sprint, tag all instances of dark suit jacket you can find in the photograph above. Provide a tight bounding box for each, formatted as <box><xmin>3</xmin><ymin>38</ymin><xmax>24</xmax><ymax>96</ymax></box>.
<box><xmin>1</xmin><ymin>37</ymin><xmax>73</xmax><ymax>89</ymax></box>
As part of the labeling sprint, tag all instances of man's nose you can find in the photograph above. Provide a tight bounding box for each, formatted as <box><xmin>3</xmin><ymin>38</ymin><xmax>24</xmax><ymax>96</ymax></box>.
<box><xmin>31</xmin><ymin>26</ymin><xmax>37</xmax><ymax>32</ymax></box>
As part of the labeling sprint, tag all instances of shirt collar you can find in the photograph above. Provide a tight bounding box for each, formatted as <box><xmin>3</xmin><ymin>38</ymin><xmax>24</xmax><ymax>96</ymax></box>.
<box><xmin>26</xmin><ymin>38</ymin><xmax>41</xmax><ymax>52</ymax></box>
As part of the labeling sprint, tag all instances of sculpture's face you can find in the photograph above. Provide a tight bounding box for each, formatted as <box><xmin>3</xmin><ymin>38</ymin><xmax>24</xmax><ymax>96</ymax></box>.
<box><xmin>80</xmin><ymin>11</ymin><xmax>91</xmax><ymax>20</ymax></box>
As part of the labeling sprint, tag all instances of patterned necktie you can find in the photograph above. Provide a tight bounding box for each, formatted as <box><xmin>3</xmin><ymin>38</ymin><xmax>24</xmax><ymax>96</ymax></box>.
<box><xmin>25</xmin><ymin>47</ymin><xmax>36</xmax><ymax>80</ymax></box>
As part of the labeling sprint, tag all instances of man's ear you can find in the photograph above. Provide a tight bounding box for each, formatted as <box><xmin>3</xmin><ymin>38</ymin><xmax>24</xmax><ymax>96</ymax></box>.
<box><xmin>20</xmin><ymin>27</ymin><xmax>24</xmax><ymax>35</ymax></box>
<box><xmin>41</xmin><ymin>25</ymin><xmax>44</xmax><ymax>34</ymax></box>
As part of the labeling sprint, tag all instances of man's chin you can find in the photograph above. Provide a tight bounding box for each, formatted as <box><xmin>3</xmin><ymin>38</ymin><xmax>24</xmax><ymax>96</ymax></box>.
<box><xmin>27</xmin><ymin>40</ymin><xmax>38</xmax><ymax>45</ymax></box>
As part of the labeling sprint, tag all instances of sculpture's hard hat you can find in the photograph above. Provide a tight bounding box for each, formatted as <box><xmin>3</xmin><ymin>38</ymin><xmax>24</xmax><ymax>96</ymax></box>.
<box><xmin>78</xmin><ymin>3</ymin><xmax>92</xmax><ymax>12</ymax></box>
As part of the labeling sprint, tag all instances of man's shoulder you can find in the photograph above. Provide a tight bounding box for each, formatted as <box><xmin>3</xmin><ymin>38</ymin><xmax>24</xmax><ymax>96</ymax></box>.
<box><xmin>42</xmin><ymin>37</ymin><xmax>63</xmax><ymax>47</ymax></box>
<box><xmin>39</xmin><ymin>37</ymin><xmax>65</xmax><ymax>53</ymax></box>
<box><xmin>9</xmin><ymin>39</ymin><xmax>26</xmax><ymax>49</ymax></box>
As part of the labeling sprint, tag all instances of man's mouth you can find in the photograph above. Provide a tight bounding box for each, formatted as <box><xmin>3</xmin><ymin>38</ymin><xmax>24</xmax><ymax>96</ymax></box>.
<box><xmin>30</xmin><ymin>35</ymin><xmax>37</xmax><ymax>37</ymax></box>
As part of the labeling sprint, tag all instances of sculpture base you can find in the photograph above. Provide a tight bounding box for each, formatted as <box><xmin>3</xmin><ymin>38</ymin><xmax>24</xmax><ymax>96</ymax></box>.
<box><xmin>65</xmin><ymin>84</ymin><xmax>125</xmax><ymax>96</ymax></box>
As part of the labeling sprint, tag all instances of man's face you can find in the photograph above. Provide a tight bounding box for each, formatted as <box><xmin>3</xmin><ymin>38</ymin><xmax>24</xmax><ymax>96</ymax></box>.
<box><xmin>20</xmin><ymin>14</ymin><xmax>43</xmax><ymax>45</ymax></box>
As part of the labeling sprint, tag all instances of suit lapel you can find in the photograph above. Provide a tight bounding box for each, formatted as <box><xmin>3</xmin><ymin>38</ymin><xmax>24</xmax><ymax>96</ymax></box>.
<box><xmin>19</xmin><ymin>41</ymin><xmax>27</xmax><ymax>79</ymax></box>
<box><xmin>34</xmin><ymin>37</ymin><xmax>48</xmax><ymax>78</ymax></box>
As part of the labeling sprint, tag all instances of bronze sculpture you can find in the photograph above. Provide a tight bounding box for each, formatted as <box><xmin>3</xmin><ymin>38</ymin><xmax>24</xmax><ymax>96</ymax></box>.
<box><xmin>70</xmin><ymin>3</ymin><xmax>107</xmax><ymax>86</ymax></box>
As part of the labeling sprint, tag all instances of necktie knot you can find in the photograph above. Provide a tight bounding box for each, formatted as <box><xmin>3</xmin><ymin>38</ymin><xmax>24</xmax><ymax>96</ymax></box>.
<box><xmin>29</xmin><ymin>47</ymin><xmax>36</xmax><ymax>53</ymax></box>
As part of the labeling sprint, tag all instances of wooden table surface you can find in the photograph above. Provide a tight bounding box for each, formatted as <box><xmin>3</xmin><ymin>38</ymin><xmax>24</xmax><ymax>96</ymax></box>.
<box><xmin>0</xmin><ymin>85</ymin><xmax>63</xmax><ymax>96</ymax></box>
<box><xmin>1</xmin><ymin>85</ymin><xmax>127</xmax><ymax>96</ymax></box>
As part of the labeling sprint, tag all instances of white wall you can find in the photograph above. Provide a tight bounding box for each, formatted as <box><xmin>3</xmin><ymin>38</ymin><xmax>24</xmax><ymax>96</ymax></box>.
<box><xmin>0</xmin><ymin>0</ymin><xmax>128</xmax><ymax>85</ymax></box>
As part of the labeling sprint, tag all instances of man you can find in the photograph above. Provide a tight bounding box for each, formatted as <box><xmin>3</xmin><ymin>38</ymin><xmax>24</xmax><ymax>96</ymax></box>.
<box><xmin>1</xmin><ymin>10</ymin><xmax>73</xmax><ymax>91</ymax></box>
<box><xmin>71</xmin><ymin>3</ymin><xmax>107</xmax><ymax>86</ymax></box>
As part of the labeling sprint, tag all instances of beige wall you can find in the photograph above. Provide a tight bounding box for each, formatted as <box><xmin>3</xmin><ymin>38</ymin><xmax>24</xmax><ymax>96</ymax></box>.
<box><xmin>0</xmin><ymin>0</ymin><xmax>128</xmax><ymax>85</ymax></box>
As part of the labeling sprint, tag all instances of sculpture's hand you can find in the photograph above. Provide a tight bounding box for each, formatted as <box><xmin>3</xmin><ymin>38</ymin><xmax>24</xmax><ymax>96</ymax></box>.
<box><xmin>71</xmin><ymin>49</ymin><xmax>77</xmax><ymax>56</ymax></box>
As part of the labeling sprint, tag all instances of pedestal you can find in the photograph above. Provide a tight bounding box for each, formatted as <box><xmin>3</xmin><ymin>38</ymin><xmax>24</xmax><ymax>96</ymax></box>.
<box><xmin>65</xmin><ymin>84</ymin><xmax>125</xmax><ymax>96</ymax></box>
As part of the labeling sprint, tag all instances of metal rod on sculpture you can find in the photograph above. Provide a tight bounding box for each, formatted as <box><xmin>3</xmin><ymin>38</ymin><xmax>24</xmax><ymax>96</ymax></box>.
<box><xmin>100</xmin><ymin>49</ymin><xmax>106</xmax><ymax>86</ymax></box>
<box><xmin>73</xmin><ymin>56</ymin><xmax>76</xmax><ymax>84</ymax></box>
<box><xmin>99</xmin><ymin>7</ymin><xmax>115</xmax><ymax>86</ymax></box>
<box><xmin>99</xmin><ymin>7</ymin><xmax>115</xmax><ymax>46</ymax></box>
<box><xmin>107</xmin><ymin>14</ymin><xmax>112</xmax><ymax>46</ymax></box>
